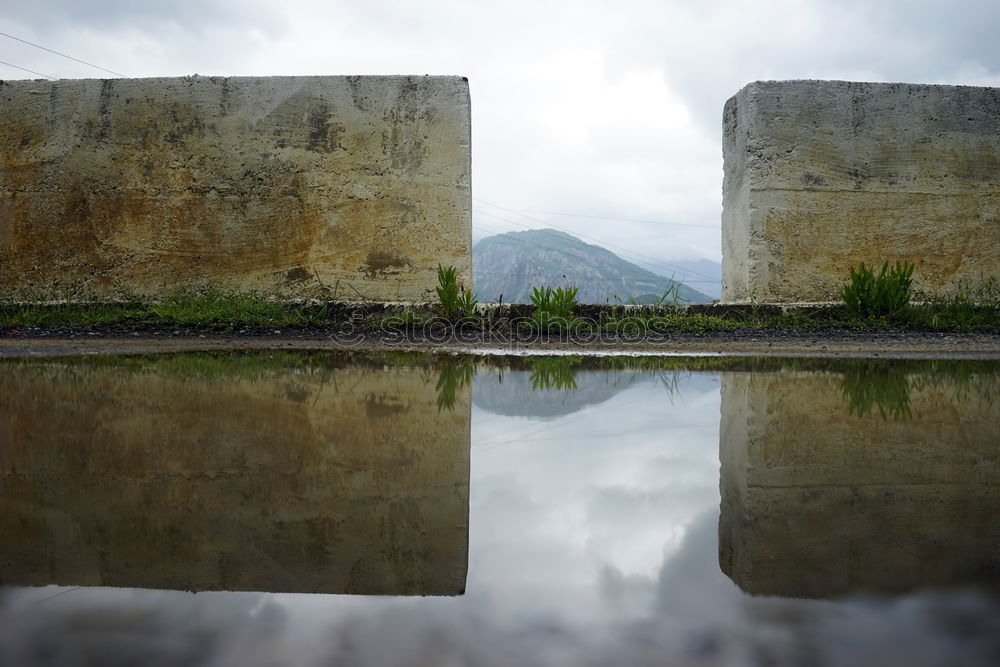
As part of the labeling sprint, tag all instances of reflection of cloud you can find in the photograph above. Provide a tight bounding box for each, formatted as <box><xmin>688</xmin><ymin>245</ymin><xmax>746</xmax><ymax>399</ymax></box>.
<box><xmin>598</xmin><ymin>563</ymin><xmax>657</xmax><ymax>613</ymax></box>
<box><xmin>6</xmin><ymin>574</ymin><xmax>1000</xmax><ymax>666</ymax></box>
<box><xmin>584</xmin><ymin>485</ymin><xmax>718</xmax><ymax>576</ymax></box>
<box><xmin>648</xmin><ymin>509</ymin><xmax>1000</xmax><ymax>666</ymax></box>
<box><xmin>656</xmin><ymin>509</ymin><xmax>744</xmax><ymax>623</ymax></box>
<box><xmin>473</xmin><ymin>373</ymin><xmax>722</xmax><ymax>584</ymax></box>
<box><xmin>0</xmin><ymin>588</ymin><xmax>292</xmax><ymax>667</ymax></box>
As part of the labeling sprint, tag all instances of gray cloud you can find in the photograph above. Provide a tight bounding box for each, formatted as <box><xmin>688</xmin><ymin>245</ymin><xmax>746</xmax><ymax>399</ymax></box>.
<box><xmin>1</xmin><ymin>0</ymin><xmax>284</xmax><ymax>33</ymax></box>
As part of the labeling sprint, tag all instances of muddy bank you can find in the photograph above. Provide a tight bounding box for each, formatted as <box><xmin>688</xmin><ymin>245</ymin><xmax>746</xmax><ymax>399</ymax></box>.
<box><xmin>2</xmin><ymin>328</ymin><xmax>999</xmax><ymax>359</ymax></box>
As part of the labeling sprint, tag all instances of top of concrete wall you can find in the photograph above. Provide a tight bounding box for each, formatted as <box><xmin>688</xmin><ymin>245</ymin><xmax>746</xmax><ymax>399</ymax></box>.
<box><xmin>731</xmin><ymin>77</ymin><xmax>999</xmax><ymax>94</ymax></box>
<box><xmin>725</xmin><ymin>79</ymin><xmax>1000</xmax><ymax>194</ymax></box>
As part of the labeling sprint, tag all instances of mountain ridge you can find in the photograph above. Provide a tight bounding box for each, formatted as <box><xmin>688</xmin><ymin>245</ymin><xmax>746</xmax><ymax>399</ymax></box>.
<box><xmin>472</xmin><ymin>229</ymin><xmax>713</xmax><ymax>304</ymax></box>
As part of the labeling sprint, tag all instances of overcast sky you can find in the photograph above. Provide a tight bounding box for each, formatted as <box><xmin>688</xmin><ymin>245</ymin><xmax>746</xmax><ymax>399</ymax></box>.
<box><xmin>2</xmin><ymin>0</ymin><xmax>999</xmax><ymax>269</ymax></box>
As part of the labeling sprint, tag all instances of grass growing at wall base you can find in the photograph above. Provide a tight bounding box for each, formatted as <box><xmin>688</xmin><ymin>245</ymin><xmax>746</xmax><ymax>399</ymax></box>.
<box><xmin>2</xmin><ymin>290</ymin><xmax>1000</xmax><ymax>335</ymax></box>
<box><xmin>0</xmin><ymin>291</ymin><xmax>336</xmax><ymax>330</ymax></box>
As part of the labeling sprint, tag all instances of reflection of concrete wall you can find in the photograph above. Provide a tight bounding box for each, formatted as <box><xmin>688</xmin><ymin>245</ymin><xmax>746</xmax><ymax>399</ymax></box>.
<box><xmin>722</xmin><ymin>80</ymin><xmax>1000</xmax><ymax>303</ymax></box>
<box><xmin>0</xmin><ymin>356</ymin><xmax>470</xmax><ymax>595</ymax></box>
<box><xmin>720</xmin><ymin>369</ymin><xmax>1000</xmax><ymax>598</ymax></box>
<box><xmin>0</xmin><ymin>75</ymin><xmax>471</xmax><ymax>301</ymax></box>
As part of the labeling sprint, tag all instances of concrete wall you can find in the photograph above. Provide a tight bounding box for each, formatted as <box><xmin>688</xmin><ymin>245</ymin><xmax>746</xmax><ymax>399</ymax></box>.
<box><xmin>719</xmin><ymin>367</ymin><xmax>1000</xmax><ymax>598</ymax></box>
<box><xmin>722</xmin><ymin>80</ymin><xmax>1000</xmax><ymax>303</ymax></box>
<box><xmin>0</xmin><ymin>75</ymin><xmax>471</xmax><ymax>302</ymax></box>
<box><xmin>0</xmin><ymin>354</ymin><xmax>470</xmax><ymax>595</ymax></box>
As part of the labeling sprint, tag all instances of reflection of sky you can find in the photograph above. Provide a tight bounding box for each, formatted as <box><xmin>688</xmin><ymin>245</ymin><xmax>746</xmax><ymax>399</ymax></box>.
<box><xmin>470</xmin><ymin>370</ymin><xmax>722</xmax><ymax>619</ymax></box>
<box><xmin>3</xmin><ymin>368</ymin><xmax>1000</xmax><ymax>666</ymax></box>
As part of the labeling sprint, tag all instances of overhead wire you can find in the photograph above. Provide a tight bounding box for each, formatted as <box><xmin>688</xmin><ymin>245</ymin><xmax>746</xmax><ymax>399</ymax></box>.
<box><xmin>505</xmin><ymin>208</ymin><xmax>718</xmax><ymax>229</ymax></box>
<box><xmin>0</xmin><ymin>59</ymin><xmax>54</xmax><ymax>79</ymax></box>
<box><xmin>0</xmin><ymin>30</ymin><xmax>127</xmax><ymax>78</ymax></box>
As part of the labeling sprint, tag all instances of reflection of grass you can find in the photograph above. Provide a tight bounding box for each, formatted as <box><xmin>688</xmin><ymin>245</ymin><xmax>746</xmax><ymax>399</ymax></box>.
<box><xmin>436</xmin><ymin>356</ymin><xmax>475</xmax><ymax>412</ymax></box>
<box><xmin>840</xmin><ymin>361</ymin><xmax>913</xmax><ymax>421</ymax></box>
<box><xmin>655</xmin><ymin>370</ymin><xmax>684</xmax><ymax>399</ymax></box>
<box><xmin>11</xmin><ymin>351</ymin><xmax>999</xmax><ymax>390</ymax></box>
<box><xmin>5</xmin><ymin>351</ymin><xmax>999</xmax><ymax>418</ymax></box>
<box><xmin>477</xmin><ymin>355</ymin><xmax>1000</xmax><ymax>418</ymax></box>
<box><xmin>0</xmin><ymin>349</ymin><xmax>436</xmax><ymax>382</ymax></box>
<box><xmin>471</xmin><ymin>354</ymin><xmax>1000</xmax><ymax>378</ymax></box>
<box><xmin>528</xmin><ymin>356</ymin><xmax>581</xmax><ymax>391</ymax></box>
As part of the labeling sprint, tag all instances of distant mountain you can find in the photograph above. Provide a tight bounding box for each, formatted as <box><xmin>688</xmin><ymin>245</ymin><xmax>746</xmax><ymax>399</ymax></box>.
<box><xmin>472</xmin><ymin>229</ymin><xmax>713</xmax><ymax>304</ymax></box>
<box><xmin>473</xmin><ymin>370</ymin><xmax>644</xmax><ymax>420</ymax></box>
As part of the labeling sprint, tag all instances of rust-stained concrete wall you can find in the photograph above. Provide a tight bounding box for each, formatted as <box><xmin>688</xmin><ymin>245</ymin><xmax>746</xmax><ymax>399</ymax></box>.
<box><xmin>0</xmin><ymin>354</ymin><xmax>470</xmax><ymax>595</ymax></box>
<box><xmin>0</xmin><ymin>75</ymin><xmax>471</xmax><ymax>301</ymax></box>
<box><xmin>722</xmin><ymin>80</ymin><xmax>1000</xmax><ymax>303</ymax></box>
<box><xmin>719</xmin><ymin>367</ymin><xmax>1000</xmax><ymax>598</ymax></box>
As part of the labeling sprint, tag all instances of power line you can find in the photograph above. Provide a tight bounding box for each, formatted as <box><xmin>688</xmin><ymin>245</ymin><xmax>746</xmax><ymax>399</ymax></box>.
<box><xmin>0</xmin><ymin>59</ymin><xmax>54</xmax><ymax>79</ymax></box>
<box><xmin>508</xmin><ymin>208</ymin><xmax>718</xmax><ymax>229</ymax></box>
<box><xmin>0</xmin><ymin>30</ymin><xmax>126</xmax><ymax>78</ymax></box>
<box><xmin>473</xmin><ymin>200</ymin><xmax>719</xmax><ymax>284</ymax></box>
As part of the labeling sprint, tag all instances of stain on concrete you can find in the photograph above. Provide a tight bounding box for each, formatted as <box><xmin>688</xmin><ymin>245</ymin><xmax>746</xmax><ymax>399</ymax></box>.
<box><xmin>801</xmin><ymin>171</ymin><xmax>826</xmax><ymax>188</ymax></box>
<box><xmin>305</xmin><ymin>101</ymin><xmax>344</xmax><ymax>152</ymax></box>
<box><xmin>284</xmin><ymin>266</ymin><xmax>311</xmax><ymax>284</ymax></box>
<box><xmin>363</xmin><ymin>248</ymin><xmax>411</xmax><ymax>279</ymax></box>
<box><xmin>0</xmin><ymin>75</ymin><xmax>471</xmax><ymax>302</ymax></box>
<box><xmin>364</xmin><ymin>392</ymin><xmax>409</xmax><ymax>418</ymax></box>
<box><xmin>97</xmin><ymin>79</ymin><xmax>113</xmax><ymax>140</ymax></box>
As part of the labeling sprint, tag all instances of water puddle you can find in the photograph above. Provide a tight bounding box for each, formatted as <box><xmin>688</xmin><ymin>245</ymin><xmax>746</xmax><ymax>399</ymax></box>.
<box><xmin>1</xmin><ymin>352</ymin><xmax>998</xmax><ymax>665</ymax></box>
<box><xmin>0</xmin><ymin>351</ymin><xmax>470</xmax><ymax>596</ymax></box>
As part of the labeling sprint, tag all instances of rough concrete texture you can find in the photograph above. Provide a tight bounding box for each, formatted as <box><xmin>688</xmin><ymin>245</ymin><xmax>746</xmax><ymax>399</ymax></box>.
<box><xmin>722</xmin><ymin>80</ymin><xmax>1000</xmax><ymax>303</ymax></box>
<box><xmin>0</xmin><ymin>75</ymin><xmax>471</xmax><ymax>301</ymax></box>
<box><xmin>719</xmin><ymin>368</ymin><xmax>1000</xmax><ymax>598</ymax></box>
<box><xmin>0</xmin><ymin>355</ymin><xmax>470</xmax><ymax>594</ymax></box>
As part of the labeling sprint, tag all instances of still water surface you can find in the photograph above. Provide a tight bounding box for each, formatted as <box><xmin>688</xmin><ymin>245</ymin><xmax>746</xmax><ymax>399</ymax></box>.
<box><xmin>1</xmin><ymin>352</ymin><xmax>999</xmax><ymax>666</ymax></box>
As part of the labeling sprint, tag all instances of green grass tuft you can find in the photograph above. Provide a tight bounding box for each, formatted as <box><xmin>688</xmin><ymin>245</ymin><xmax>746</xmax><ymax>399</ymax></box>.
<box><xmin>840</xmin><ymin>260</ymin><xmax>915</xmax><ymax>318</ymax></box>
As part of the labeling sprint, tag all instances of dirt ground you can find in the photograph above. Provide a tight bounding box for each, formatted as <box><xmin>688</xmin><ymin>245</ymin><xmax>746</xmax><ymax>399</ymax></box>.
<box><xmin>2</xmin><ymin>328</ymin><xmax>1000</xmax><ymax>359</ymax></box>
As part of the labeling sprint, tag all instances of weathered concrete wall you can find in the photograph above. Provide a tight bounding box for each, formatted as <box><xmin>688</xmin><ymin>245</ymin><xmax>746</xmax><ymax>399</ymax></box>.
<box><xmin>722</xmin><ymin>80</ymin><xmax>1000</xmax><ymax>302</ymax></box>
<box><xmin>0</xmin><ymin>75</ymin><xmax>471</xmax><ymax>301</ymax></box>
<box><xmin>0</xmin><ymin>354</ymin><xmax>470</xmax><ymax>594</ymax></box>
<box><xmin>719</xmin><ymin>367</ymin><xmax>1000</xmax><ymax>598</ymax></box>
